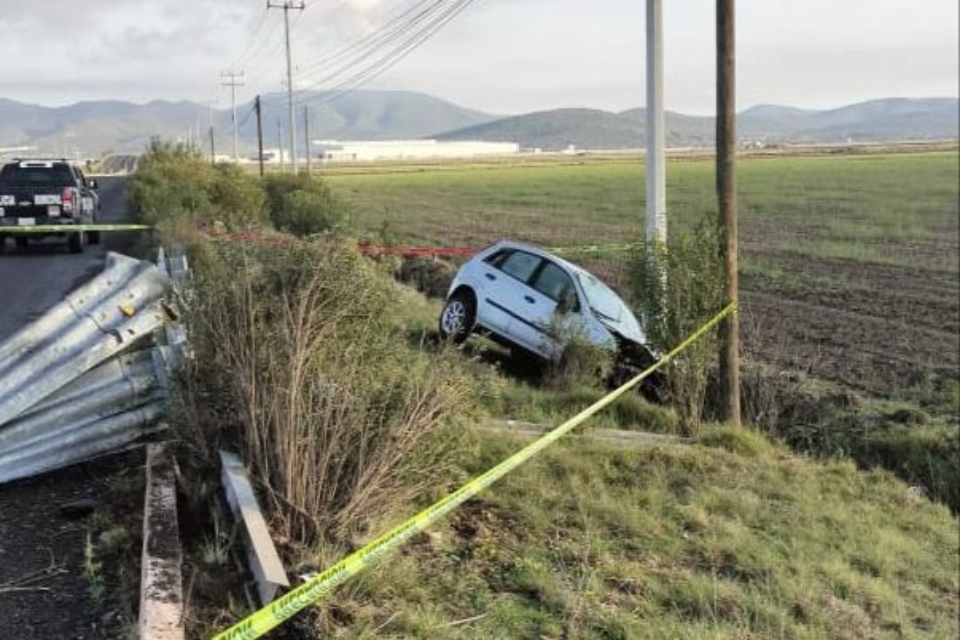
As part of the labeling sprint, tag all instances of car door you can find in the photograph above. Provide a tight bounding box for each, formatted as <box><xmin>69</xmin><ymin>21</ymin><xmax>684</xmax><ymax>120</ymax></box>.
<box><xmin>525</xmin><ymin>259</ymin><xmax>583</xmax><ymax>358</ymax></box>
<box><xmin>478</xmin><ymin>249</ymin><xmax>546</xmax><ymax>350</ymax></box>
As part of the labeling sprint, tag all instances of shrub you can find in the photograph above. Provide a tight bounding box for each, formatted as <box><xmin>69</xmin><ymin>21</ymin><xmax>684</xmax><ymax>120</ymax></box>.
<box><xmin>129</xmin><ymin>138</ymin><xmax>214</xmax><ymax>228</ymax></box>
<box><xmin>130</xmin><ymin>138</ymin><xmax>270</xmax><ymax>235</ymax></box>
<box><xmin>209</xmin><ymin>163</ymin><xmax>269</xmax><ymax>231</ymax></box>
<box><xmin>183</xmin><ymin>237</ymin><xmax>477</xmax><ymax>544</ymax></box>
<box><xmin>543</xmin><ymin>317</ymin><xmax>615</xmax><ymax>392</ymax></box>
<box><xmin>630</xmin><ymin>220</ymin><xmax>726</xmax><ymax>435</ymax></box>
<box><xmin>263</xmin><ymin>173</ymin><xmax>350</xmax><ymax>237</ymax></box>
<box><xmin>396</xmin><ymin>257</ymin><xmax>457</xmax><ymax>299</ymax></box>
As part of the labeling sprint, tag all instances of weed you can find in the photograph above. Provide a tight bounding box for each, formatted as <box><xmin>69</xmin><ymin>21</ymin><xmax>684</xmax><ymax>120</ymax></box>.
<box><xmin>83</xmin><ymin>531</ymin><xmax>105</xmax><ymax>606</ymax></box>
<box><xmin>631</xmin><ymin>220</ymin><xmax>726</xmax><ymax>435</ymax></box>
<box><xmin>184</xmin><ymin>238</ymin><xmax>479</xmax><ymax>545</ymax></box>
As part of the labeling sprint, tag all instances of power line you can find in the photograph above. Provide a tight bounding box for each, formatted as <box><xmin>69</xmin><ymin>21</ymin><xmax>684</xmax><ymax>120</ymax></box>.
<box><xmin>293</xmin><ymin>0</ymin><xmax>475</xmax><ymax>110</ymax></box>
<box><xmin>230</xmin><ymin>6</ymin><xmax>271</xmax><ymax>71</ymax></box>
<box><xmin>294</xmin><ymin>0</ymin><xmax>437</xmax><ymax>79</ymax></box>
<box><xmin>220</xmin><ymin>70</ymin><xmax>245</xmax><ymax>161</ymax></box>
<box><xmin>268</xmin><ymin>0</ymin><xmax>306</xmax><ymax>173</ymax></box>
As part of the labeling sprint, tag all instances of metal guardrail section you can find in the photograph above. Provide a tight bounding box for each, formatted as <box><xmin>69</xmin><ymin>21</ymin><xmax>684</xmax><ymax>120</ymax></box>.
<box><xmin>0</xmin><ymin>251</ymin><xmax>186</xmax><ymax>484</ymax></box>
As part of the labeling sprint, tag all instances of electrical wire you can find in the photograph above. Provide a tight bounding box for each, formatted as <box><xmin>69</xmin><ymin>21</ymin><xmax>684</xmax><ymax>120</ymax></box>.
<box><xmin>293</xmin><ymin>0</ymin><xmax>475</xmax><ymax>109</ymax></box>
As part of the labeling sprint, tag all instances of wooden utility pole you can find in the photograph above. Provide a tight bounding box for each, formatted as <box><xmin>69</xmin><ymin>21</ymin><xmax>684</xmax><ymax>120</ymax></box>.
<box><xmin>304</xmin><ymin>106</ymin><xmax>312</xmax><ymax>174</ymax></box>
<box><xmin>255</xmin><ymin>95</ymin><xmax>265</xmax><ymax>177</ymax></box>
<box><xmin>717</xmin><ymin>0</ymin><xmax>740</xmax><ymax>425</ymax></box>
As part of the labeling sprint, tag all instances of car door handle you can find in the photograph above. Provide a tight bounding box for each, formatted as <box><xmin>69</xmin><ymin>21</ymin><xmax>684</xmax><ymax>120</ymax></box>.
<box><xmin>524</xmin><ymin>295</ymin><xmax>535</xmax><ymax>304</ymax></box>
<box><xmin>485</xmin><ymin>273</ymin><xmax>497</xmax><ymax>281</ymax></box>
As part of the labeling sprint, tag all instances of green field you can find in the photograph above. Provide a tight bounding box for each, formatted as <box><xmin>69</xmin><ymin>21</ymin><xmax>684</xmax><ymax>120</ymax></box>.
<box><xmin>327</xmin><ymin>151</ymin><xmax>958</xmax><ymax>272</ymax></box>
<box><xmin>131</xmin><ymin>147</ymin><xmax>960</xmax><ymax>638</ymax></box>
<box><xmin>327</xmin><ymin>151</ymin><xmax>959</xmax><ymax>398</ymax></box>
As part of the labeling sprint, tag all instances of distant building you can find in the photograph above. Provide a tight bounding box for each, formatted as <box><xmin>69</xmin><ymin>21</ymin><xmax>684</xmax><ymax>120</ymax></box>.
<box><xmin>312</xmin><ymin>139</ymin><xmax>519</xmax><ymax>163</ymax></box>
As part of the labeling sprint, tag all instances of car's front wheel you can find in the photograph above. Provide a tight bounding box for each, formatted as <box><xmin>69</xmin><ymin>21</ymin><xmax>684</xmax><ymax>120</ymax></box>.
<box><xmin>439</xmin><ymin>292</ymin><xmax>475</xmax><ymax>343</ymax></box>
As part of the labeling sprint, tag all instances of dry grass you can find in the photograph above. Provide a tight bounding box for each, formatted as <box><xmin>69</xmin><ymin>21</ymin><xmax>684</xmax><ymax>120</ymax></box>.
<box><xmin>185</xmin><ymin>238</ymin><xmax>478</xmax><ymax>544</ymax></box>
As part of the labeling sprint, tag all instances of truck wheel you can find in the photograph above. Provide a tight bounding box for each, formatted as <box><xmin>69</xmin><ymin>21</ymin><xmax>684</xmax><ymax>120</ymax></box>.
<box><xmin>68</xmin><ymin>232</ymin><xmax>84</xmax><ymax>253</ymax></box>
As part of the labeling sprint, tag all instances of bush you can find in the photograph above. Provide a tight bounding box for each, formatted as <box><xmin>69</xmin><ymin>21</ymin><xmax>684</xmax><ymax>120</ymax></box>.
<box><xmin>631</xmin><ymin>220</ymin><xmax>726</xmax><ymax>435</ymax></box>
<box><xmin>129</xmin><ymin>139</ymin><xmax>214</xmax><ymax>228</ymax></box>
<box><xmin>263</xmin><ymin>173</ymin><xmax>349</xmax><ymax>237</ymax></box>
<box><xmin>183</xmin><ymin>237</ymin><xmax>477</xmax><ymax>544</ymax></box>
<box><xmin>209</xmin><ymin>163</ymin><xmax>269</xmax><ymax>231</ymax></box>
<box><xmin>130</xmin><ymin>138</ymin><xmax>270</xmax><ymax>236</ymax></box>
<box><xmin>397</xmin><ymin>257</ymin><xmax>457</xmax><ymax>299</ymax></box>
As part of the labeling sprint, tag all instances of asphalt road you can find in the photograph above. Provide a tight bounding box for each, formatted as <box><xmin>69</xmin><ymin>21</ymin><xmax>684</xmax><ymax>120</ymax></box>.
<box><xmin>0</xmin><ymin>176</ymin><xmax>138</xmax><ymax>342</ymax></box>
<box><xmin>0</xmin><ymin>175</ymin><xmax>146</xmax><ymax>639</ymax></box>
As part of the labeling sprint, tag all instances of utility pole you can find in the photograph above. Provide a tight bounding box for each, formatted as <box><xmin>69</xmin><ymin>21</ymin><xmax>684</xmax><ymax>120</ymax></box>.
<box><xmin>277</xmin><ymin>118</ymin><xmax>285</xmax><ymax>172</ymax></box>
<box><xmin>255</xmin><ymin>95</ymin><xmax>265</xmax><ymax>177</ymax></box>
<box><xmin>208</xmin><ymin>102</ymin><xmax>216</xmax><ymax>164</ymax></box>
<box><xmin>717</xmin><ymin>0</ymin><xmax>740</xmax><ymax>425</ymax></box>
<box><xmin>645</xmin><ymin>0</ymin><xmax>667</xmax><ymax>250</ymax></box>
<box><xmin>268</xmin><ymin>0</ymin><xmax>305</xmax><ymax>173</ymax></box>
<box><xmin>221</xmin><ymin>70</ymin><xmax>245</xmax><ymax>162</ymax></box>
<box><xmin>304</xmin><ymin>106</ymin><xmax>312</xmax><ymax>174</ymax></box>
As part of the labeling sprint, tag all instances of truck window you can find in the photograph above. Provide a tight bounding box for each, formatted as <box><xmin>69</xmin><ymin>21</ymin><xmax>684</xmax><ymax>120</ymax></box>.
<box><xmin>0</xmin><ymin>164</ymin><xmax>75</xmax><ymax>187</ymax></box>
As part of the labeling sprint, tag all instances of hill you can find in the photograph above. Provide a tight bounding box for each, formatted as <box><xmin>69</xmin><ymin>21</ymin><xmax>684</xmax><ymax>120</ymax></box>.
<box><xmin>1</xmin><ymin>93</ymin><xmax>955</xmax><ymax>156</ymax></box>
<box><xmin>438</xmin><ymin>97</ymin><xmax>959</xmax><ymax>150</ymax></box>
<box><xmin>0</xmin><ymin>90</ymin><xmax>497</xmax><ymax>156</ymax></box>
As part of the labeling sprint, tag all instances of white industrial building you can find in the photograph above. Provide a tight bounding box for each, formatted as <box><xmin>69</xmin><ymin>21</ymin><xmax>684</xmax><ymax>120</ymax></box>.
<box><xmin>312</xmin><ymin>139</ymin><xmax>519</xmax><ymax>163</ymax></box>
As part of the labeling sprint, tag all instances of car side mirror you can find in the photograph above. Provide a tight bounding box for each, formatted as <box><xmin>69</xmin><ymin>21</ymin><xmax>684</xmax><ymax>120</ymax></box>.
<box><xmin>88</xmin><ymin>179</ymin><xmax>99</xmax><ymax>189</ymax></box>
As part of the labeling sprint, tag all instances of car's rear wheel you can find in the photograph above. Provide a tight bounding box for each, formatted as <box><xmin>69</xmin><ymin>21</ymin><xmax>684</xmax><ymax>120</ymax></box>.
<box><xmin>14</xmin><ymin>236</ymin><xmax>28</xmax><ymax>249</ymax></box>
<box><xmin>439</xmin><ymin>292</ymin><xmax>475</xmax><ymax>343</ymax></box>
<box><xmin>68</xmin><ymin>231</ymin><xmax>84</xmax><ymax>253</ymax></box>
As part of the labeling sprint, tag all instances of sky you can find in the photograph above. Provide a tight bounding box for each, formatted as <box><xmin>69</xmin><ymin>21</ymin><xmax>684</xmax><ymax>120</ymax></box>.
<box><xmin>0</xmin><ymin>0</ymin><xmax>957</xmax><ymax>115</ymax></box>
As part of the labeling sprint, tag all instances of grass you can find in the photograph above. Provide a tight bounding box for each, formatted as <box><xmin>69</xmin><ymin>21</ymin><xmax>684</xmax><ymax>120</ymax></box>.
<box><xmin>293</xmin><ymin>427</ymin><xmax>959</xmax><ymax>638</ymax></box>
<box><xmin>327</xmin><ymin>150</ymin><xmax>959</xmax><ymax>273</ymax></box>
<box><xmin>326</xmin><ymin>148</ymin><xmax>960</xmax><ymax>507</ymax></box>
<box><xmin>137</xmin><ymin>146</ymin><xmax>959</xmax><ymax>638</ymax></box>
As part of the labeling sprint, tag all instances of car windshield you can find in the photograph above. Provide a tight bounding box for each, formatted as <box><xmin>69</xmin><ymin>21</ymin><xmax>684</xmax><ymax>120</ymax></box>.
<box><xmin>0</xmin><ymin>164</ymin><xmax>74</xmax><ymax>187</ymax></box>
<box><xmin>576</xmin><ymin>272</ymin><xmax>625</xmax><ymax>322</ymax></box>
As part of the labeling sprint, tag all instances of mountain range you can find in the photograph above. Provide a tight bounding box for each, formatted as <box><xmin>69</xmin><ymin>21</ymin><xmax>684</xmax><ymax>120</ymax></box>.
<box><xmin>0</xmin><ymin>91</ymin><xmax>956</xmax><ymax>156</ymax></box>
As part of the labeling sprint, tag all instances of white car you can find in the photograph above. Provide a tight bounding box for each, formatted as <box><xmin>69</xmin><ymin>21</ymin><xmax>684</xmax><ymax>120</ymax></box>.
<box><xmin>439</xmin><ymin>240</ymin><xmax>657</xmax><ymax>370</ymax></box>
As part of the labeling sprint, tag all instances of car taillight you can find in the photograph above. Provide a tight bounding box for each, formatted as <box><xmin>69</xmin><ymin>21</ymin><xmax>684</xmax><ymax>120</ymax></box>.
<box><xmin>61</xmin><ymin>187</ymin><xmax>75</xmax><ymax>214</ymax></box>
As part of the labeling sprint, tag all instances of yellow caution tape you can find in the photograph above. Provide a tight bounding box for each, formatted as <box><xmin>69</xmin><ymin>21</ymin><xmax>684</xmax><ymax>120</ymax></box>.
<box><xmin>0</xmin><ymin>224</ymin><xmax>152</xmax><ymax>234</ymax></box>
<box><xmin>549</xmin><ymin>242</ymin><xmax>641</xmax><ymax>256</ymax></box>
<box><xmin>211</xmin><ymin>301</ymin><xmax>738</xmax><ymax>640</ymax></box>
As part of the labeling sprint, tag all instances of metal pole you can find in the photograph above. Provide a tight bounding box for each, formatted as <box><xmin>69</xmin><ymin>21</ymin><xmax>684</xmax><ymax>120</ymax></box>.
<box><xmin>304</xmin><ymin>106</ymin><xmax>312</xmax><ymax>174</ymax></box>
<box><xmin>645</xmin><ymin>0</ymin><xmax>667</xmax><ymax>248</ymax></box>
<box><xmin>256</xmin><ymin>95</ymin><xmax>265</xmax><ymax>177</ymax></box>
<box><xmin>221</xmin><ymin>71</ymin><xmax>245</xmax><ymax>162</ymax></box>
<box><xmin>717</xmin><ymin>0</ymin><xmax>740</xmax><ymax>425</ymax></box>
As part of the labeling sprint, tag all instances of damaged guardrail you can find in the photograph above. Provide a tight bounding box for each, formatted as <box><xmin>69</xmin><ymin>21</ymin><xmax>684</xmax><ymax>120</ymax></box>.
<box><xmin>0</xmin><ymin>250</ymin><xmax>187</xmax><ymax>484</ymax></box>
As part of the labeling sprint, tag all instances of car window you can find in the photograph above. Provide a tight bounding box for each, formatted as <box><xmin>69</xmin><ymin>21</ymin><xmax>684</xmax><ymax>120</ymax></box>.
<box><xmin>0</xmin><ymin>164</ymin><xmax>74</xmax><ymax>186</ymax></box>
<box><xmin>484</xmin><ymin>249</ymin><xmax>513</xmax><ymax>268</ymax></box>
<box><xmin>499</xmin><ymin>251</ymin><xmax>542</xmax><ymax>283</ymax></box>
<box><xmin>532</xmin><ymin>261</ymin><xmax>575</xmax><ymax>303</ymax></box>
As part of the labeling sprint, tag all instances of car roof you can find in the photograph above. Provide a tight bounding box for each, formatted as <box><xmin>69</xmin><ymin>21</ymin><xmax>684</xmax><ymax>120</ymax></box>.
<box><xmin>488</xmin><ymin>239</ymin><xmax>592</xmax><ymax>277</ymax></box>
